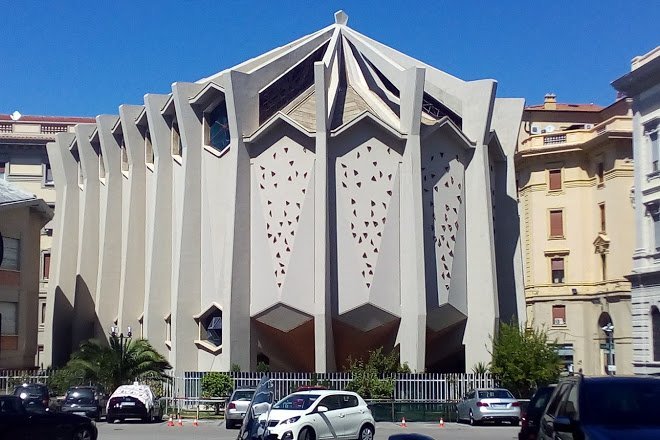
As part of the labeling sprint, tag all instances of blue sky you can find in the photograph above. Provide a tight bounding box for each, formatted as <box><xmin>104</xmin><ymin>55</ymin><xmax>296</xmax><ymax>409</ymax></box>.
<box><xmin>1</xmin><ymin>0</ymin><xmax>657</xmax><ymax>117</ymax></box>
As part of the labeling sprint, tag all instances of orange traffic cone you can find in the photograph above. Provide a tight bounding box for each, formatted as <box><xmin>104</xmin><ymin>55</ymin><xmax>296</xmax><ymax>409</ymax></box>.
<box><xmin>178</xmin><ymin>415</ymin><xmax>183</xmax><ymax>427</ymax></box>
<box><xmin>193</xmin><ymin>418</ymin><xmax>199</xmax><ymax>427</ymax></box>
<box><xmin>439</xmin><ymin>418</ymin><xmax>445</xmax><ymax>428</ymax></box>
<box><xmin>400</xmin><ymin>417</ymin><xmax>407</xmax><ymax>427</ymax></box>
<box><xmin>167</xmin><ymin>415</ymin><xmax>174</xmax><ymax>427</ymax></box>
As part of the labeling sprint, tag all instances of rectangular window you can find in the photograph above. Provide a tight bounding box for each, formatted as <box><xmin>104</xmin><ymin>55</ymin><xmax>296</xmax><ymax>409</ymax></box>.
<box><xmin>42</xmin><ymin>252</ymin><xmax>50</xmax><ymax>280</ymax></box>
<box><xmin>601</xmin><ymin>254</ymin><xmax>607</xmax><ymax>281</ymax></box>
<box><xmin>0</xmin><ymin>301</ymin><xmax>18</xmax><ymax>334</ymax></box>
<box><xmin>597</xmin><ymin>162</ymin><xmax>604</xmax><ymax>185</ymax></box>
<box><xmin>651</xmin><ymin>133</ymin><xmax>659</xmax><ymax>173</ymax></box>
<box><xmin>44</xmin><ymin>163</ymin><xmax>54</xmax><ymax>185</ymax></box>
<box><xmin>552</xmin><ymin>304</ymin><xmax>566</xmax><ymax>325</ymax></box>
<box><xmin>549</xmin><ymin>169</ymin><xmax>562</xmax><ymax>191</ymax></box>
<box><xmin>171</xmin><ymin>123</ymin><xmax>182</xmax><ymax>157</ymax></box>
<box><xmin>654</xmin><ymin>215</ymin><xmax>660</xmax><ymax>250</ymax></box>
<box><xmin>0</xmin><ymin>162</ymin><xmax>5</xmax><ymax>179</ymax></box>
<box><xmin>550</xmin><ymin>210</ymin><xmax>564</xmax><ymax>238</ymax></box>
<box><xmin>599</xmin><ymin>203</ymin><xmax>606</xmax><ymax>233</ymax></box>
<box><xmin>551</xmin><ymin>257</ymin><xmax>565</xmax><ymax>284</ymax></box>
<box><xmin>40</xmin><ymin>301</ymin><xmax>46</xmax><ymax>325</ymax></box>
<box><xmin>0</xmin><ymin>236</ymin><xmax>20</xmax><ymax>270</ymax></box>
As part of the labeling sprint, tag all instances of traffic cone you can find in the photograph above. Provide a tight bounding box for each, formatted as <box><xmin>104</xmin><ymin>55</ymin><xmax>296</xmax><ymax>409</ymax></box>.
<box><xmin>400</xmin><ymin>417</ymin><xmax>407</xmax><ymax>427</ymax></box>
<box><xmin>178</xmin><ymin>415</ymin><xmax>183</xmax><ymax>427</ymax></box>
<box><xmin>193</xmin><ymin>418</ymin><xmax>199</xmax><ymax>427</ymax></box>
<box><xmin>439</xmin><ymin>418</ymin><xmax>445</xmax><ymax>428</ymax></box>
<box><xmin>167</xmin><ymin>415</ymin><xmax>174</xmax><ymax>427</ymax></box>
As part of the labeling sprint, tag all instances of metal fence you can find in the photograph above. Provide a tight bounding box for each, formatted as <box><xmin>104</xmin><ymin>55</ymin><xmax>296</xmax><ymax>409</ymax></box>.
<box><xmin>0</xmin><ymin>369</ymin><xmax>52</xmax><ymax>395</ymax></box>
<box><xmin>175</xmin><ymin>371</ymin><xmax>494</xmax><ymax>404</ymax></box>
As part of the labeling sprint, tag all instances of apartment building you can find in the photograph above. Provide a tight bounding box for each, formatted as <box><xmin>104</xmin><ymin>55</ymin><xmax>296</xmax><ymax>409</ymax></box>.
<box><xmin>517</xmin><ymin>94</ymin><xmax>634</xmax><ymax>375</ymax></box>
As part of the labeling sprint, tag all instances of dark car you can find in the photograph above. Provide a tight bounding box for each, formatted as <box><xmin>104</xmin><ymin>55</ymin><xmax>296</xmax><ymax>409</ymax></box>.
<box><xmin>538</xmin><ymin>375</ymin><xmax>660</xmax><ymax>440</ymax></box>
<box><xmin>519</xmin><ymin>385</ymin><xmax>555</xmax><ymax>440</ymax></box>
<box><xmin>0</xmin><ymin>394</ymin><xmax>97</xmax><ymax>440</ymax></box>
<box><xmin>106</xmin><ymin>384</ymin><xmax>162</xmax><ymax>423</ymax></box>
<box><xmin>60</xmin><ymin>386</ymin><xmax>106</xmax><ymax>421</ymax></box>
<box><xmin>13</xmin><ymin>383</ymin><xmax>51</xmax><ymax>411</ymax></box>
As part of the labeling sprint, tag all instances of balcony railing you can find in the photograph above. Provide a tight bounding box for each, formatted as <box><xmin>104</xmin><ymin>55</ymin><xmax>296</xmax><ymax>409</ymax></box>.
<box><xmin>520</xmin><ymin>115</ymin><xmax>632</xmax><ymax>152</ymax></box>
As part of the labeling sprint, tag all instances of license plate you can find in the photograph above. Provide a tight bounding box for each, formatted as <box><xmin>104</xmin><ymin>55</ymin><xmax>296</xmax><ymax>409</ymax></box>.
<box><xmin>121</xmin><ymin>402</ymin><xmax>136</xmax><ymax>407</ymax></box>
<box><xmin>74</xmin><ymin>412</ymin><xmax>87</xmax><ymax>416</ymax></box>
<box><xmin>492</xmin><ymin>404</ymin><xmax>505</xmax><ymax>408</ymax></box>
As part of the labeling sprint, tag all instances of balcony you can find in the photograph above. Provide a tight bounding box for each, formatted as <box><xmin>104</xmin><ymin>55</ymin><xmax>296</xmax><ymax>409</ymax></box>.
<box><xmin>518</xmin><ymin>116</ymin><xmax>632</xmax><ymax>155</ymax></box>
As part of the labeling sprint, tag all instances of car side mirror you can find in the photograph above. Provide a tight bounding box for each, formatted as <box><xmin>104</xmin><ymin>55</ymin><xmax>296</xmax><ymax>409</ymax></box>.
<box><xmin>553</xmin><ymin>416</ymin><xmax>575</xmax><ymax>433</ymax></box>
<box><xmin>316</xmin><ymin>406</ymin><xmax>328</xmax><ymax>413</ymax></box>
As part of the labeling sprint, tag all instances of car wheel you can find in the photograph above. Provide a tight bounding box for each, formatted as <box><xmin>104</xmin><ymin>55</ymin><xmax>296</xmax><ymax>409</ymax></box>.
<box><xmin>358</xmin><ymin>425</ymin><xmax>374</xmax><ymax>440</ymax></box>
<box><xmin>299</xmin><ymin>427</ymin><xmax>315</xmax><ymax>440</ymax></box>
<box><xmin>469</xmin><ymin>410</ymin><xmax>478</xmax><ymax>426</ymax></box>
<box><xmin>74</xmin><ymin>427</ymin><xmax>94</xmax><ymax>440</ymax></box>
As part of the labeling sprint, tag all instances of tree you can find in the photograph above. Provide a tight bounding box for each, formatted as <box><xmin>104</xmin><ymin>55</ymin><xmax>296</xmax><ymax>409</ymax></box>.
<box><xmin>63</xmin><ymin>336</ymin><xmax>171</xmax><ymax>393</ymax></box>
<box><xmin>489</xmin><ymin>322</ymin><xmax>562</xmax><ymax>398</ymax></box>
<box><xmin>344</xmin><ymin>347</ymin><xmax>410</xmax><ymax>399</ymax></box>
<box><xmin>471</xmin><ymin>361</ymin><xmax>490</xmax><ymax>375</ymax></box>
<box><xmin>201</xmin><ymin>372</ymin><xmax>233</xmax><ymax>414</ymax></box>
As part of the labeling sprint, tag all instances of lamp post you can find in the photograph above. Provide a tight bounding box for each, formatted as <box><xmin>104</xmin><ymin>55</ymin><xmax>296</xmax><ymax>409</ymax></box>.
<box><xmin>601</xmin><ymin>323</ymin><xmax>615</xmax><ymax>375</ymax></box>
<box><xmin>110</xmin><ymin>325</ymin><xmax>132</xmax><ymax>357</ymax></box>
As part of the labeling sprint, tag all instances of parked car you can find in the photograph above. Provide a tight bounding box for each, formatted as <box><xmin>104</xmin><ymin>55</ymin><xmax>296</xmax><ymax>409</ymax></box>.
<box><xmin>60</xmin><ymin>386</ymin><xmax>107</xmax><ymax>421</ymax></box>
<box><xmin>106</xmin><ymin>383</ymin><xmax>162</xmax><ymax>423</ymax></box>
<box><xmin>456</xmin><ymin>388</ymin><xmax>521</xmax><ymax>426</ymax></box>
<box><xmin>0</xmin><ymin>394</ymin><xmax>98</xmax><ymax>440</ymax></box>
<box><xmin>225</xmin><ymin>388</ymin><xmax>255</xmax><ymax>429</ymax></box>
<box><xmin>518</xmin><ymin>385</ymin><xmax>555</xmax><ymax>440</ymax></box>
<box><xmin>294</xmin><ymin>385</ymin><xmax>328</xmax><ymax>392</ymax></box>
<box><xmin>538</xmin><ymin>375</ymin><xmax>660</xmax><ymax>440</ymax></box>
<box><xmin>13</xmin><ymin>383</ymin><xmax>51</xmax><ymax>411</ymax></box>
<box><xmin>265</xmin><ymin>390</ymin><xmax>375</xmax><ymax>440</ymax></box>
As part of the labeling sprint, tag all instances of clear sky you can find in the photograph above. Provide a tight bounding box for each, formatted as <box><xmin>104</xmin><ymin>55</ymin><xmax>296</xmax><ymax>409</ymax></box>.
<box><xmin>1</xmin><ymin>0</ymin><xmax>658</xmax><ymax>117</ymax></box>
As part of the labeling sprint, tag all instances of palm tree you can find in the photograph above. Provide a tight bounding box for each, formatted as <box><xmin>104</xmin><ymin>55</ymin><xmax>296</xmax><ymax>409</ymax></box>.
<box><xmin>65</xmin><ymin>336</ymin><xmax>171</xmax><ymax>393</ymax></box>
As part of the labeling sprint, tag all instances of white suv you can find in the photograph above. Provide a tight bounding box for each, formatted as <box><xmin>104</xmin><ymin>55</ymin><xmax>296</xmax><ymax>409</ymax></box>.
<box><xmin>265</xmin><ymin>390</ymin><xmax>375</xmax><ymax>440</ymax></box>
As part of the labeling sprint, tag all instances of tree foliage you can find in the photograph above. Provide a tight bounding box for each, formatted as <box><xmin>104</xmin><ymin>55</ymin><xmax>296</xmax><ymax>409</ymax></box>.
<box><xmin>344</xmin><ymin>347</ymin><xmax>410</xmax><ymax>399</ymax></box>
<box><xmin>489</xmin><ymin>322</ymin><xmax>562</xmax><ymax>398</ymax></box>
<box><xmin>201</xmin><ymin>372</ymin><xmax>233</xmax><ymax>415</ymax></box>
<box><xmin>61</xmin><ymin>336</ymin><xmax>171</xmax><ymax>394</ymax></box>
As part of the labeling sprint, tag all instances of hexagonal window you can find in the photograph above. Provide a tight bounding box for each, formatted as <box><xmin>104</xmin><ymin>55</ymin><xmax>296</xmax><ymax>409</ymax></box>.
<box><xmin>195</xmin><ymin>304</ymin><xmax>223</xmax><ymax>349</ymax></box>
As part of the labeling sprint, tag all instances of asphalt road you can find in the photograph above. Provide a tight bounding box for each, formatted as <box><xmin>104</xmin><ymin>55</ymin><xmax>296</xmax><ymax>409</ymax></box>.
<box><xmin>97</xmin><ymin>420</ymin><xmax>519</xmax><ymax>440</ymax></box>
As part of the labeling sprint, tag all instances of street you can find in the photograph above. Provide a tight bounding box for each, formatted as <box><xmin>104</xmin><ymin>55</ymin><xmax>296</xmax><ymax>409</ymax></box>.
<box><xmin>97</xmin><ymin>420</ymin><xmax>519</xmax><ymax>440</ymax></box>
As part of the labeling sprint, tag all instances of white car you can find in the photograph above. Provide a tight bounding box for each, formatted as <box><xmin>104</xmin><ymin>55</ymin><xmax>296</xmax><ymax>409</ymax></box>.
<box><xmin>264</xmin><ymin>390</ymin><xmax>375</xmax><ymax>440</ymax></box>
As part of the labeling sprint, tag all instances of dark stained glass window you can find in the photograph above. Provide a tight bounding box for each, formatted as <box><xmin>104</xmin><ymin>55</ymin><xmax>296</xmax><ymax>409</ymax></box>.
<box><xmin>207</xmin><ymin>103</ymin><xmax>231</xmax><ymax>151</ymax></box>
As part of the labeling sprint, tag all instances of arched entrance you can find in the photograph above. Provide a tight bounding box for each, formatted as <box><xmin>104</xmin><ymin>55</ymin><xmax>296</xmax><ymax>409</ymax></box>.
<box><xmin>598</xmin><ymin>312</ymin><xmax>615</xmax><ymax>375</ymax></box>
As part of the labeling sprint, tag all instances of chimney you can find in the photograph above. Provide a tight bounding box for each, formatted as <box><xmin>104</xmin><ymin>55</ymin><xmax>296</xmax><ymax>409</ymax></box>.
<box><xmin>544</xmin><ymin>93</ymin><xmax>557</xmax><ymax>110</ymax></box>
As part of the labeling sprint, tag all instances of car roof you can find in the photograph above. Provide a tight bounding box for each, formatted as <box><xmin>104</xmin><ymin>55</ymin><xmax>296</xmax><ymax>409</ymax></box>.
<box><xmin>289</xmin><ymin>390</ymin><xmax>356</xmax><ymax>397</ymax></box>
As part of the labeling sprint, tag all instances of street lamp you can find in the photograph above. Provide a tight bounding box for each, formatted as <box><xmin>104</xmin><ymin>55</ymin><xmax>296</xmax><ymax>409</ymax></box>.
<box><xmin>110</xmin><ymin>325</ymin><xmax>132</xmax><ymax>356</ymax></box>
<box><xmin>601</xmin><ymin>323</ymin><xmax>615</xmax><ymax>375</ymax></box>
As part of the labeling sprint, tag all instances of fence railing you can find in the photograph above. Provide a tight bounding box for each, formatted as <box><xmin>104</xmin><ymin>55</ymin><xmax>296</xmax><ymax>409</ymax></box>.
<box><xmin>0</xmin><ymin>369</ymin><xmax>53</xmax><ymax>395</ymax></box>
<box><xmin>174</xmin><ymin>371</ymin><xmax>494</xmax><ymax>406</ymax></box>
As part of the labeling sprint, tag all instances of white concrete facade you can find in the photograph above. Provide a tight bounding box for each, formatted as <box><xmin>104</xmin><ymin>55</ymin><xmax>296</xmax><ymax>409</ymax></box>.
<box><xmin>613</xmin><ymin>47</ymin><xmax>660</xmax><ymax>375</ymax></box>
<box><xmin>45</xmin><ymin>12</ymin><xmax>523</xmax><ymax>374</ymax></box>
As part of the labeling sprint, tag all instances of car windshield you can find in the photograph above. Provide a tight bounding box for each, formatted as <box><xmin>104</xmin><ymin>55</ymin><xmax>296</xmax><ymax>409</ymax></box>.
<box><xmin>65</xmin><ymin>389</ymin><xmax>96</xmax><ymax>404</ymax></box>
<box><xmin>527</xmin><ymin>387</ymin><xmax>554</xmax><ymax>416</ymax></box>
<box><xmin>232</xmin><ymin>390</ymin><xmax>255</xmax><ymax>401</ymax></box>
<box><xmin>272</xmin><ymin>394</ymin><xmax>321</xmax><ymax>410</ymax></box>
<box><xmin>478</xmin><ymin>389</ymin><xmax>514</xmax><ymax>399</ymax></box>
<box><xmin>581</xmin><ymin>380</ymin><xmax>660</xmax><ymax>427</ymax></box>
<box><xmin>14</xmin><ymin>386</ymin><xmax>45</xmax><ymax>397</ymax></box>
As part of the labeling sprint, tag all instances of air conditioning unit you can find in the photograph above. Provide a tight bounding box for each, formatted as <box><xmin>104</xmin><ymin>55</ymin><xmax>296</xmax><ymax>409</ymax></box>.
<box><xmin>531</xmin><ymin>126</ymin><xmax>540</xmax><ymax>134</ymax></box>
<box><xmin>554</xmin><ymin>318</ymin><xmax>565</xmax><ymax>325</ymax></box>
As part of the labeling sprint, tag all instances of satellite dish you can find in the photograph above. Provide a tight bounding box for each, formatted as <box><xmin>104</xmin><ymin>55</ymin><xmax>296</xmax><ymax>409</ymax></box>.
<box><xmin>545</xmin><ymin>125</ymin><xmax>555</xmax><ymax>133</ymax></box>
<box><xmin>10</xmin><ymin>111</ymin><xmax>21</xmax><ymax>121</ymax></box>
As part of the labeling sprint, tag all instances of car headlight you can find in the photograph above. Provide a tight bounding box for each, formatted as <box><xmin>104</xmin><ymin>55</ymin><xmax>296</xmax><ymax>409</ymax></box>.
<box><xmin>281</xmin><ymin>416</ymin><xmax>301</xmax><ymax>425</ymax></box>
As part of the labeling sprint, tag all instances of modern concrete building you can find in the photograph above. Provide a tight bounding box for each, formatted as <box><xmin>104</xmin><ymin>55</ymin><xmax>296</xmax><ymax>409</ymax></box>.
<box><xmin>46</xmin><ymin>11</ymin><xmax>524</xmax><ymax>374</ymax></box>
<box><xmin>0</xmin><ymin>113</ymin><xmax>94</xmax><ymax>367</ymax></box>
<box><xmin>0</xmin><ymin>179</ymin><xmax>53</xmax><ymax>368</ymax></box>
<box><xmin>517</xmin><ymin>94</ymin><xmax>634</xmax><ymax>375</ymax></box>
<box><xmin>613</xmin><ymin>46</ymin><xmax>660</xmax><ymax>375</ymax></box>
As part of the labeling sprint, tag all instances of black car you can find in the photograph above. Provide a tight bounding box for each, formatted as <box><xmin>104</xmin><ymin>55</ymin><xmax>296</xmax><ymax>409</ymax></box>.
<box><xmin>519</xmin><ymin>385</ymin><xmax>555</xmax><ymax>440</ymax></box>
<box><xmin>106</xmin><ymin>384</ymin><xmax>163</xmax><ymax>423</ymax></box>
<box><xmin>0</xmin><ymin>395</ymin><xmax>97</xmax><ymax>440</ymax></box>
<box><xmin>60</xmin><ymin>386</ymin><xmax>106</xmax><ymax>421</ymax></box>
<box><xmin>13</xmin><ymin>383</ymin><xmax>51</xmax><ymax>411</ymax></box>
<box><xmin>538</xmin><ymin>375</ymin><xmax>660</xmax><ymax>440</ymax></box>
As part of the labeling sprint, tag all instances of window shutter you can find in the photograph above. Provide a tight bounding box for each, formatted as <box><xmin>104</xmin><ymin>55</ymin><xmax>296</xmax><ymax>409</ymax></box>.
<box><xmin>551</xmin><ymin>258</ymin><xmax>564</xmax><ymax>271</ymax></box>
<box><xmin>549</xmin><ymin>170</ymin><xmax>561</xmax><ymax>190</ymax></box>
<box><xmin>43</xmin><ymin>254</ymin><xmax>51</xmax><ymax>279</ymax></box>
<box><xmin>550</xmin><ymin>211</ymin><xmax>563</xmax><ymax>237</ymax></box>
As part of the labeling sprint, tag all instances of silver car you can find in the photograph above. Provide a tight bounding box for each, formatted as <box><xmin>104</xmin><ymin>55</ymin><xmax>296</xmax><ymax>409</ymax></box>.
<box><xmin>456</xmin><ymin>388</ymin><xmax>520</xmax><ymax>426</ymax></box>
<box><xmin>225</xmin><ymin>388</ymin><xmax>255</xmax><ymax>429</ymax></box>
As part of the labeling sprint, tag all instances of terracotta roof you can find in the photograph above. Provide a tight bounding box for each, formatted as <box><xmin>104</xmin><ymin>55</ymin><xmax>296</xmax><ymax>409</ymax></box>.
<box><xmin>525</xmin><ymin>103</ymin><xmax>604</xmax><ymax>112</ymax></box>
<box><xmin>0</xmin><ymin>114</ymin><xmax>95</xmax><ymax>123</ymax></box>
